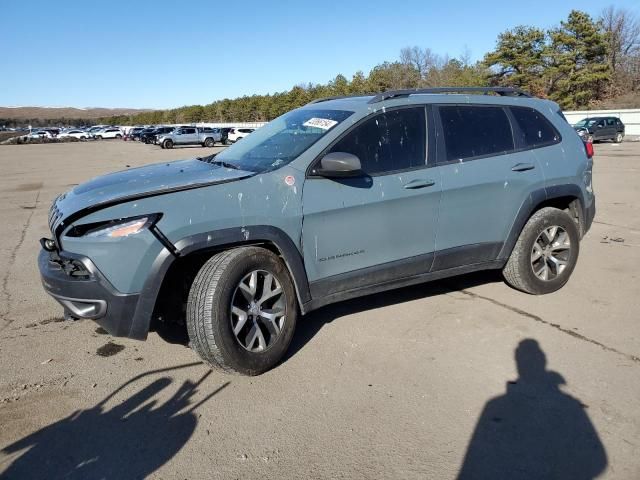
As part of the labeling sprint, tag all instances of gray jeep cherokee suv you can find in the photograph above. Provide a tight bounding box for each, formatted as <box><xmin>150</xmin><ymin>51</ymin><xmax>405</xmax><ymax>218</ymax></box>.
<box><xmin>39</xmin><ymin>87</ymin><xmax>595</xmax><ymax>375</ymax></box>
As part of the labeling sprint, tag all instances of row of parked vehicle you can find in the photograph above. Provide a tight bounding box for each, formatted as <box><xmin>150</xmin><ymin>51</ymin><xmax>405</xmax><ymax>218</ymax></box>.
<box><xmin>26</xmin><ymin>125</ymin><xmax>123</xmax><ymax>140</ymax></box>
<box><xmin>127</xmin><ymin>125</ymin><xmax>256</xmax><ymax>149</ymax></box>
<box><xmin>24</xmin><ymin>125</ymin><xmax>257</xmax><ymax>147</ymax></box>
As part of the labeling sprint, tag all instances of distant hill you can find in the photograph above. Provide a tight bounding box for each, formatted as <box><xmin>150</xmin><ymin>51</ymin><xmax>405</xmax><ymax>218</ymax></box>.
<box><xmin>0</xmin><ymin>106</ymin><xmax>152</xmax><ymax>120</ymax></box>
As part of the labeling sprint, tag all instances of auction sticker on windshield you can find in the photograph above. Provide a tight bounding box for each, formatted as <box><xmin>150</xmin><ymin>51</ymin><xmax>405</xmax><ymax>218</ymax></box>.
<box><xmin>303</xmin><ymin>118</ymin><xmax>338</xmax><ymax>130</ymax></box>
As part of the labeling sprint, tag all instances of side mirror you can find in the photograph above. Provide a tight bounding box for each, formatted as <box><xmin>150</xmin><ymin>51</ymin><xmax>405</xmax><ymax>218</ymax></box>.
<box><xmin>316</xmin><ymin>152</ymin><xmax>363</xmax><ymax>178</ymax></box>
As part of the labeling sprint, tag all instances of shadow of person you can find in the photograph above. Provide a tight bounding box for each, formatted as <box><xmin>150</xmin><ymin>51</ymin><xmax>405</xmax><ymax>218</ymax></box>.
<box><xmin>1</xmin><ymin>364</ymin><xmax>228</xmax><ymax>479</ymax></box>
<box><xmin>457</xmin><ymin>339</ymin><xmax>607</xmax><ymax>480</ymax></box>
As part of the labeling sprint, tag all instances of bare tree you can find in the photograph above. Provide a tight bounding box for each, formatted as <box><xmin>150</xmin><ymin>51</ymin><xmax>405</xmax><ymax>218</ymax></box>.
<box><xmin>600</xmin><ymin>6</ymin><xmax>640</xmax><ymax>72</ymax></box>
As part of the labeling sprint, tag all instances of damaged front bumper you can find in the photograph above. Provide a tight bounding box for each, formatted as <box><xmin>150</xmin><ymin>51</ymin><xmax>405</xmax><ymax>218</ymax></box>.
<box><xmin>38</xmin><ymin>248</ymin><xmax>143</xmax><ymax>338</ymax></box>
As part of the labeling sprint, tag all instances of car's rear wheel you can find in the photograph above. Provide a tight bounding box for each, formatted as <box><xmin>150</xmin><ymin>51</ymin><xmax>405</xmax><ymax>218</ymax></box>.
<box><xmin>204</xmin><ymin>137</ymin><xmax>214</xmax><ymax>147</ymax></box>
<box><xmin>116</xmin><ymin>134</ymin><xmax>122</xmax><ymax>139</ymax></box>
<box><xmin>163</xmin><ymin>139</ymin><xmax>173</xmax><ymax>149</ymax></box>
<box><xmin>186</xmin><ymin>247</ymin><xmax>298</xmax><ymax>375</ymax></box>
<box><xmin>503</xmin><ymin>207</ymin><xmax>580</xmax><ymax>294</ymax></box>
<box><xmin>95</xmin><ymin>135</ymin><xmax>102</xmax><ymax>140</ymax></box>
<box><xmin>615</xmin><ymin>132</ymin><xmax>624</xmax><ymax>143</ymax></box>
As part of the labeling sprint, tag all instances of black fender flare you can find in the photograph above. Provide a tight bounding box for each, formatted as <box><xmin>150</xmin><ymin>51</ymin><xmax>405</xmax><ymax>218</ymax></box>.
<box><xmin>498</xmin><ymin>184</ymin><xmax>586</xmax><ymax>261</ymax></box>
<box><xmin>128</xmin><ymin>225</ymin><xmax>311</xmax><ymax>339</ymax></box>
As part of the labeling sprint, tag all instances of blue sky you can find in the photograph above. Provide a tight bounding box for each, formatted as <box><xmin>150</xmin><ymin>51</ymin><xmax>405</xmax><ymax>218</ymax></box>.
<box><xmin>1</xmin><ymin>0</ymin><xmax>638</xmax><ymax>109</ymax></box>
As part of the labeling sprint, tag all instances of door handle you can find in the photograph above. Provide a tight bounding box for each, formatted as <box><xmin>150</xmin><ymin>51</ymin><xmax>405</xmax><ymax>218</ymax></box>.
<box><xmin>403</xmin><ymin>179</ymin><xmax>436</xmax><ymax>189</ymax></box>
<box><xmin>511</xmin><ymin>163</ymin><xmax>535</xmax><ymax>172</ymax></box>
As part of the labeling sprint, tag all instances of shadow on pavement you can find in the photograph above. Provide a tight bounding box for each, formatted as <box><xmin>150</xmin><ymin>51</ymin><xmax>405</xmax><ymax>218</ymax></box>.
<box><xmin>1</xmin><ymin>362</ymin><xmax>228</xmax><ymax>479</ymax></box>
<box><xmin>457</xmin><ymin>339</ymin><xmax>607</xmax><ymax>479</ymax></box>
<box><xmin>287</xmin><ymin>269</ymin><xmax>503</xmax><ymax>360</ymax></box>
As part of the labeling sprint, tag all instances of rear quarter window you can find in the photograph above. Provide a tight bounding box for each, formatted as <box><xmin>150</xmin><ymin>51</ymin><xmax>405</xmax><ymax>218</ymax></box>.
<box><xmin>509</xmin><ymin>107</ymin><xmax>560</xmax><ymax>148</ymax></box>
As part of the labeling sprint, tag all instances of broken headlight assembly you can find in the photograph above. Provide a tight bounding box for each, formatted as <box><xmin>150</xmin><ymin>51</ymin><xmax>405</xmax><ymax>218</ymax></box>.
<box><xmin>66</xmin><ymin>214</ymin><xmax>162</xmax><ymax>239</ymax></box>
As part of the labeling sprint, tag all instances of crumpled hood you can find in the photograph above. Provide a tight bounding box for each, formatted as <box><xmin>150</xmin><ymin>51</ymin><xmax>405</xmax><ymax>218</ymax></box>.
<box><xmin>51</xmin><ymin>159</ymin><xmax>253</xmax><ymax>230</ymax></box>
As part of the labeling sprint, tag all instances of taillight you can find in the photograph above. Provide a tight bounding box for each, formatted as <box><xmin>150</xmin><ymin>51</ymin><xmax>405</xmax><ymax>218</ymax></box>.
<box><xmin>585</xmin><ymin>141</ymin><xmax>594</xmax><ymax>158</ymax></box>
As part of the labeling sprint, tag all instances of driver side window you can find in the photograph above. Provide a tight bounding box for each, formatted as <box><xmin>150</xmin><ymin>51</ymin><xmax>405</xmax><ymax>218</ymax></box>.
<box><xmin>328</xmin><ymin>107</ymin><xmax>426</xmax><ymax>175</ymax></box>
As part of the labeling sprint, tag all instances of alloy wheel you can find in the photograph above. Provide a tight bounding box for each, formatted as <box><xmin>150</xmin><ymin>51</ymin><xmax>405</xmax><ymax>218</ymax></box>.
<box><xmin>230</xmin><ymin>270</ymin><xmax>287</xmax><ymax>352</ymax></box>
<box><xmin>531</xmin><ymin>226</ymin><xmax>571</xmax><ymax>281</ymax></box>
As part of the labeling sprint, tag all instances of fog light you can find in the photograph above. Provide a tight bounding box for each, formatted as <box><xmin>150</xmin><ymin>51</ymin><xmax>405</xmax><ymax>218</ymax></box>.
<box><xmin>40</xmin><ymin>238</ymin><xmax>57</xmax><ymax>251</ymax></box>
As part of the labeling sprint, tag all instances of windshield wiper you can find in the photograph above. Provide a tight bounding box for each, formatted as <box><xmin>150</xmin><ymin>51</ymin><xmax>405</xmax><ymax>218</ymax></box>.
<box><xmin>209</xmin><ymin>159</ymin><xmax>240</xmax><ymax>170</ymax></box>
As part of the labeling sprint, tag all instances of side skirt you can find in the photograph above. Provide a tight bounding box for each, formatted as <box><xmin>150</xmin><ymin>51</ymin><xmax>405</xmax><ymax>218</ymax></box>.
<box><xmin>304</xmin><ymin>260</ymin><xmax>505</xmax><ymax>312</ymax></box>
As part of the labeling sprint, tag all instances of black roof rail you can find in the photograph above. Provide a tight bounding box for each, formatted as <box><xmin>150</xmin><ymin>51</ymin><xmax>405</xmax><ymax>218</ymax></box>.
<box><xmin>368</xmin><ymin>87</ymin><xmax>532</xmax><ymax>104</ymax></box>
<box><xmin>307</xmin><ymin>94</ymin><xmax>371</xmax><ymax>105</ymax></box>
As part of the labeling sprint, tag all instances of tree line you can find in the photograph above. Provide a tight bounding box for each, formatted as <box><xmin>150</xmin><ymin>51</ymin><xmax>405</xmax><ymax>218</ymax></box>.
<box><xmin>5</xmin><ymin>6</ymin><xmax>638</xmax><ymax>129</ymax></box>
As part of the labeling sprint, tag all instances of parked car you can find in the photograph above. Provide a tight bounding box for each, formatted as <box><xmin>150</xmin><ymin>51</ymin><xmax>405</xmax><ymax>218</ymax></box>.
<box><xmin>93</xmin><ymin>127</ymin><xmax>123</xmax><ymax>140</ymax></box>
<box><xmin>39</xmin><ymin>87</ymin><xmax>595</xmax><ymax>375</ymax></box>
<box><xmin>58</xmin><ymin>129</ymin><xmax>89</xmax><ymax>140</ymax></box>
<box><xmin>138</xmin><ymin>127</ymin><xmax>158</xmax><ymax>144</ymax></box>
<box><xmin>157</xmin><ymin>126</ymin><xmax>222</xmax><ymax>149</ymax></box>
<box><xmin>127</xmin><ymin>127</ymin><xmax>145</xmax><ymax>141</ymax></box>
<box><xmin>227</xmin><ymin>127</ymin><xmax>255</xmax><ymax>143</ymax></box>
<box><xmin>142</xmin><ymin>126</ymin><xmax>174</xmax><ymax>144</ymax></box>
<box><xmin>27</xmin><ymin>129</ymin><xmax>53</xmax><ymax>139</ymax></box>
<box><xmin>573</xmin><ymin>117</ymin><xmax>625</xmax><ymax>143</ymax></box>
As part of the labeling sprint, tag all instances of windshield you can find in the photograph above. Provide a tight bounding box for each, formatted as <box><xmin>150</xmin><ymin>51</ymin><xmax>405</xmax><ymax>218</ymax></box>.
<box><xmin>214</xmin><ymin>108</ymin><xmax>354</xmax><ymax>173</ymax></box>
<box><xmin>574</xmin><ymin>118</ymin><xmax>597</xmax><ymax>127</ymax></box>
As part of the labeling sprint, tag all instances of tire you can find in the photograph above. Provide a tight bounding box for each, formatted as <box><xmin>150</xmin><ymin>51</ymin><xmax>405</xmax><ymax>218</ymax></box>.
<box><xmin>116</xmin><ymin>134</ymin><xmax>122</xmax><ymax>139</ymax></box>
<box><xmin>163</xmin><ymin>139</ymin><xmax>174</xmax><ymax>149</ymax></box>
<box><xmin>615</xmin><ymin>132</ymin><xmax>623</xmax><ymax>143</ymax></box>
<box><xmin>204</xmin><ymin>137</ymin><xmax>214</xmax><ymax>148</ymax></box>
<box><xmin>95</xmin><ymin>135</ymin><xmax>102</xmax><ymax>140</ymax></box>
<box><xmin>186</xmin><ymin>247</ymin><xmax>298</xmax><ymax>375</ymax></box>
<box><xmin>503</xmin><ymin>207</ymin><xmax>580</xmax><ymax>294</ymax></box>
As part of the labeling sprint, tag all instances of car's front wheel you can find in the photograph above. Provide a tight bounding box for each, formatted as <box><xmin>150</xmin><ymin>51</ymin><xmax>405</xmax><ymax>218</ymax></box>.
<box><xmin>204</xmin><ymin>137</ymin><xmax>214</xmax><ymax>147</ymax></box>
<box><xmin>503</xmin><ymin>207</ymin><xmax>580</xmax><ymax>294</ymax></box>
<box><xmin>163</xmin><ymin>139</ymin><xmax>173</xmax><ymax>149</ymax></box>
<box><xmin>186</xmin><ymin>247</ymin><xmax>298</xmax><ymax>375</ymax></box>
<box><xmin>615</xmin><ymin>132</ymin><xmax>624</xmax><ymax>143</ymax></box>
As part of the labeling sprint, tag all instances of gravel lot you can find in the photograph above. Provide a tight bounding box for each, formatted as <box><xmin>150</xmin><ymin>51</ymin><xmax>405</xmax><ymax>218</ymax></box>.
<box><xmin>0</xmin><ymin>140</ymin><xmax>638</xmax><ymax>479</ymax></box>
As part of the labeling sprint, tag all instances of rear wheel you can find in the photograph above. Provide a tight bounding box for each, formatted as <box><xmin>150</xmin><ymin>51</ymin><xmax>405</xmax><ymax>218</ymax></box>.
<box><xmin>95</xmin><ymin>135</ymin><xmax>102</xmax><ymax>140</ymax></box>
<box><xmin>204</xmin><ymin>137</ymin><xmax>214</xmax><ymax>147</ymax></box>
<box><xmin>163</xmin><ymin>139</ymin><xmax>174</xmax><ymax>149</ymax></box>
<box><xmin>116</xmin><ymin>134</ymin><xmax>122</xmax><ymax>139</ymax></box>
<box><xmin>186</xmin><ymin>247</ymin><xmax>298</xmax><ymax>375</ymax></box>
<box><xmin>503</xmin><ymin>207</ymin><xmax>580</xmax><ymax>294</ymax></box>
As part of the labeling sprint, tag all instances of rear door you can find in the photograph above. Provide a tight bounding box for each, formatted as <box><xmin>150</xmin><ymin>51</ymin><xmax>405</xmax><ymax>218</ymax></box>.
<box><xmin>432</xmin><ymin>104</ymin><xmax>544</xmax><ymax>269</ymax></box>
<box><xmin>302</xmin><ymin>106</ymin><xmax>440</xmax><ymax>294</ymax></box>
<box><xmin>177</xmin><ymin>127</ymin><xmax>197</xmax><ymax>144</ymax></box>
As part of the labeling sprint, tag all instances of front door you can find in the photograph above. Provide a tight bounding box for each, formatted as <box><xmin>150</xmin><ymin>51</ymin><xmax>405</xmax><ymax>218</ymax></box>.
<box><xmin>302</xmin><ymin>106</ymin><xmax>440</xmax><ymax>297</ymax></box>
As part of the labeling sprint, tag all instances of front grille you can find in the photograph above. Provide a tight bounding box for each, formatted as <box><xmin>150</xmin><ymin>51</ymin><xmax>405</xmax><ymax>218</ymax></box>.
<box><xmin>48</xmin><ymin>199</ymin><xmax>63</xmax><ymax>235</ymax></box>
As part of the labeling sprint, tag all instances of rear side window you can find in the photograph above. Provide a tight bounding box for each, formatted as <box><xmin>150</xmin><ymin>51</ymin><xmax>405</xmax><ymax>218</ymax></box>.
<box><xmin>439</xmin><ymin>106</ymin><xmax>514</xmax><ymax>161</ymax></box>
<box><xmin>510</xmin><ymin>107</ymin><xmax>560</xmax><ymax>148</ymax></box>
<box><xmin>329</xmin><ymin>107</ymin><xmax>426</xmax><ymax>175</ymax></box>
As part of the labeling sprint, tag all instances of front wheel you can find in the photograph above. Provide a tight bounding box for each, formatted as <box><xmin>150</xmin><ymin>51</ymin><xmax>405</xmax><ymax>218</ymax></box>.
<box><xmin>615</xmin><ymin>132</ymin><xmax>623</xmax><ymax>143</ymax></box>
<box><xmin>503</xmin><ymin>207</ymin><xmax>580</xmax><ymax>294</ymax></box>
<box><xmin>116</xmin><ymin>134</ymin><xmax>122</xmax><ymax>139</ymax></box>
<box><xmin>204</xmin><ymin>137</ymin><xmax>214</xmax><ymax>147</ymax></box>
<box><xmin>186</xmin><ymin>247</ymin><xmax>298</xmax><ymax>375</ymax></box>
<box><xmin>163</xmin><ymin>139</ymin><xmax>174</xmax><ymax>149</ymax></box>
<box><xmin>95</xmin><ymin>135</ymin><xmax>102</xmax><ymax>140</ymax></box>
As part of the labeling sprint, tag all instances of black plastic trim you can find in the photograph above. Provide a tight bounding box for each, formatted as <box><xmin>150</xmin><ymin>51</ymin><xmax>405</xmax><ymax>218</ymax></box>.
<box><xmin>126</xmin><ymin>225</ymin><xmax>311</xmax><ymax>339</ymax></box>
<box><xmin>306</xmin><ymin>260</ymin><xmax>505</xmax><ymax>311</ymax></box>
<box><xmin>498</xmin><ymin>184</ymin><xmax>588</xmax><ymax>260</ymax></box>
<box><xmin>38</xmin><ymin>249</ymin><xmax>142</xmax><ymax>338</ymax></box>
<box><xmin>309</xmin><ymin>252</ymin><xmax>435</xmax><ymax>300</ymax></box>
<box><xmin>432</xmin><ymin>242</ymin><xmax>504</xmax><ymax>271</ymax></box>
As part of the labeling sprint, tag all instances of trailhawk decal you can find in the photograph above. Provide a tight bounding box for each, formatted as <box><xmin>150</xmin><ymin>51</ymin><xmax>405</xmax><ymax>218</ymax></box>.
<box><xmin>318</xmin><ymin>249</ymin><xmax>365</xmax><ymax>263</ymax></box>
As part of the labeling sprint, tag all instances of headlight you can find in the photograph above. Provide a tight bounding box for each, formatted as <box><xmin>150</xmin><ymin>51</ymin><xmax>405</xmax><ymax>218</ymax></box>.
<box><xmin>67</xmin><ymin>214</ymin><xmax>161</xmax><ymax>238</ymax></box>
